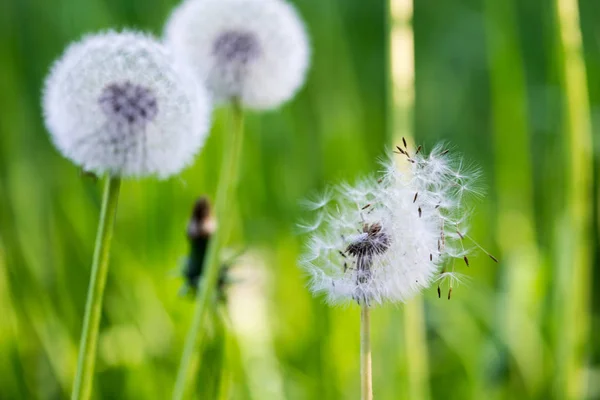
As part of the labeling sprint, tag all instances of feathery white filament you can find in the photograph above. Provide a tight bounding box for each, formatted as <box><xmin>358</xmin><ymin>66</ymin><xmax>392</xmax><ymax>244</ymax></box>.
<box><xmin>43</xmin><ymin>30</ymin><xmax>211</xmax><ymax>178</ymax></box>
<box><xmin>300</xmin><ymin>144</ymin><xmax>482</xmax><ymax>306</ymax></box>
<box><xmin>164</xmin><ymin>0</ymin><xmax>310</xmax><ymax>109</ymax></box>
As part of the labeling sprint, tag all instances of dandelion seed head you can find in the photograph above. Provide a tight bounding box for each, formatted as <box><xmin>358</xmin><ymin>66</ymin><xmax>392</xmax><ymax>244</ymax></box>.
<box><xmin>165</xmin><ymin>0</ymin><xmax>310</xmax><ymax>109</ymax></box>
<box><xmin>300</xmin><ymin>144</ymin><xmax>483</xmax><ymax>306</ymax></box>
<box><xmin>43</xmin><ymin>30</ymin><xmax>211</xmax><ymax>178</ymax></box>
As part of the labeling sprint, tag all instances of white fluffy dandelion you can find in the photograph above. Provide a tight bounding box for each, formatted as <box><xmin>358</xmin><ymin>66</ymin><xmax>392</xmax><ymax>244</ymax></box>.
<box><xmin>300</xmin><ymin>143</ymin><xmax>492</xmax><ymax>306</ymax></box>
<box><xmin>164</xmin><ymin>0</ymin><xmax>310</xmax><ymax>109</ymax></box>
<box><xmin>43</xmin><ymin>30</ymin><xmax>211</xmax><ymax>178</ymax></box>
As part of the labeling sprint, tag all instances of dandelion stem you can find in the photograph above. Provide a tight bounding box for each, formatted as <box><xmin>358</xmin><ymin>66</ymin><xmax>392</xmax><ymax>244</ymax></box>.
<box><xmin>72</xmin><ymin>176</ymin><xmax>121</xmax><ymax>400</ymax></box>
<box><xmin>173</xmin><ymin>98</ymin><xmax>244</xmax><ymax>400</ymax></box>
<box><xmin>360</xmin><ymin>305</ymin><xmax>373</xmax><ymax>400</ymax></box>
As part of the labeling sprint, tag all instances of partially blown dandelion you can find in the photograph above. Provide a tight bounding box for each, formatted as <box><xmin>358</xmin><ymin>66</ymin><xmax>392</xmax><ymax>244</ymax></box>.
<box><xmin>43</xmin><ymin>30</ymin><xmax>210</xmax><ymax>178</ymax></box>
<box><xmin>300</xmin><ymin>143</ymin><xmax>493</xmax><ymax>306</ymax></box>
<box><xmin>165</xmin><ymin>0</ymin><xmax>310</xmax><ymax>109</ymax></box>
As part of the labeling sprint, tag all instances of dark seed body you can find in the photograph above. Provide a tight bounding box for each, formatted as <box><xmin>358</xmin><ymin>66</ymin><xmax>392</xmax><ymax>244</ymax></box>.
<box><xmin>99</xmin><ymin>81</ymin><xmax>158</xmax><ymax>125</ymax></box>
<box><xmin>213</xmin><ymin>30</ymin><xmax>260</xmax><ymax>65</ymax></box>
<box><xmin>345</xmin><ymin>223</ymin><xmax>391</xmax><ymax>285</ymax></box>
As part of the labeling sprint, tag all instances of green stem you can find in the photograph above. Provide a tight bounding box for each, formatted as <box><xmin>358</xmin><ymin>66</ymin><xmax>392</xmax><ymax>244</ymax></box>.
<box><xmin>71</xmin><ymin>176</ymin><xmax>121</xmax><ymax>400</ymax></box>
<box><xmin>403</xmin><ymin>298</ymin><xmax>431</xmax><ymax>400</ymax></box>
<box><xmin>388</xmin><ymin>1</ymin><xmax>431</xmax><ymax>399</ymax></box>
<box><xmin>217</xmin><ymin>305</ymin><xmax>234</xmax><ymax>400</ymax></box>
<box><xmin>361</xmin><ymin>305</ymin><xmax>372</xmax><ymax>400</ymax></box>
<box><xmin>553</xmin><ymin>0</ymin><xmax>593</xmax><ymax>397</ymax></box>
<box><xmin>173</xmin><ymin>99</ymin><xmax>245</xmax><ymax>400</ymax></box>
<box><xmin>483</xmin><ymin>0</ymin><xmax>543</xmax><ymax>393</ymax></box>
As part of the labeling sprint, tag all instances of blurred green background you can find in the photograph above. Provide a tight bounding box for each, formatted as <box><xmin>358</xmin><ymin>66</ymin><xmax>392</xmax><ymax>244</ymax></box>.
<box><xmin>1</xmin><ymin>0</ymin><xmax>599</xmax><ymax>399</ymax></box>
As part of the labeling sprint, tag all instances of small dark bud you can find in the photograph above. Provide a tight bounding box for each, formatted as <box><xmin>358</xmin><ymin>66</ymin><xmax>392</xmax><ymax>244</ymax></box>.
<box><xmin>187</xmin><ymin>197</ymin><xmax>214</xmax><ymax>240</ymax></box>
<box><xmin>183</xmin><ymin>197</ymin><xmax>214</xmax><ymax>290</ymax></box>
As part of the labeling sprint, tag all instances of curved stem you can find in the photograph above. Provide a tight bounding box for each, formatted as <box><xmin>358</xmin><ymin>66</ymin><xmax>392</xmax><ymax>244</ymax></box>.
<box><xmin>71</xmin><ymin>176</ymin><xmax>121</xmax><ymax>400</ymax></box>
<box><xmin>173</xmin><ymin>99</ymin><xmax>244</xmax><ymax>400</ymax></box>
<box><xmin>361</xmin><ymin>305</ymin><xmax>373</xmax><ymax>400</ymax></box>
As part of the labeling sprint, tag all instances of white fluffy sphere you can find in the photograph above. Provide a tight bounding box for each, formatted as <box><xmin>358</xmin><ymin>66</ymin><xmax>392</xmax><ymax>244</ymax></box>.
<box><xmin>299</xmin><ymin>145</ymin><xmax>482</xmax><ymax>306</ymax></box>
<box><xmin>164</xmin><ymin>0</ymin><xmax>310</xmax><ymax>110</ymax></box>
<box><xmin>43</xmin><ymin>30</ymin><xmax>211</xmax><ymax>179</ymax></box>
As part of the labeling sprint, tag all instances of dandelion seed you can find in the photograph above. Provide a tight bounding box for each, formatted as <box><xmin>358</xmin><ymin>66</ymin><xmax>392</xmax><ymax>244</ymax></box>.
<box><xmin>438</xmin><ymin>271</ymin><xmax>472</xmax><ymax>300</ymax></box>
<box><xmin>165</xmin><ymin>0</ymin><xmax>310</xmax><ymax>110</ymax></box>
<box><xmin>462</xmin><ymin>231</ymin><xmax>499</xmax><ymax>263</ymax></box>
<box><xmin>300</xmin><ymin>188</ymin><xmax>333</xmax><ymax>210</ymax></box>
<box><xmin>300</xmin><ymin>144</ymin><xmax>488</xmax><ymax>306</ymax></box>
<box><xmin>43</xmin><ymin>30</ymin><xmax>210</xmax><ymax>178</ymax></box>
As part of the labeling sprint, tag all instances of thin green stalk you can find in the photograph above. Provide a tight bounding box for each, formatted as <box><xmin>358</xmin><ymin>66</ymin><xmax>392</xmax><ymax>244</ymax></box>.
<box><xmin>173</xmin><ymin>99</ymin><xmax>245</xmax><ymax>400</ymax></box>
<box><xmin>217</xmin><ymin>304</ymin><xmax>235</xmax><ymax>400</ymax></box>
<box><xmin>553</xmin><ymin>0</ymin><xmax>593</xmax><ymax>398</ymax></box>
<box><xmin>388</xmin><ymin>1</ymin><xmax>431</xmax><ymax>399</ymax></box>
<box><xmin>71</xmin><ymin>176</ymin><xmax>121</xmax><ymax>400</ymax></box>
<box><xmin>361</xmin><ymin>305</ymin><xmax>372</xmax><ymax>400</ymax></box>
<box><xmin>483</xmin><ymin>0</ymin><xmax>544</xmax><ymax>394</ymax></box>
<box><xmin>403</xmin><ymin>298</ymin><xmax>431</xmax><ymax>400</ymax></box>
